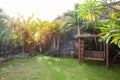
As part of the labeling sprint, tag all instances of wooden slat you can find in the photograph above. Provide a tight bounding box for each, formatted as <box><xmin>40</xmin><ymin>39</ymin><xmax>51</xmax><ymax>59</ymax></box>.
<box><xmin>84</xmin><ymin>57</ymin><xmax>104</xmax><ymax>61</ymax></box>
<box><xmin>85</xmin><ymin>51</ymin><xmax>104</xmax><ymax>53</ymax></box>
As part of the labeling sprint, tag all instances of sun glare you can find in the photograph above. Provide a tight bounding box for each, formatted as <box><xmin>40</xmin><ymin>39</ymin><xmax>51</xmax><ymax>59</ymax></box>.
<box><xmin>0</xmin><ymin>0</ymin><xmax>84</xmax><ymax>21</ymax></box>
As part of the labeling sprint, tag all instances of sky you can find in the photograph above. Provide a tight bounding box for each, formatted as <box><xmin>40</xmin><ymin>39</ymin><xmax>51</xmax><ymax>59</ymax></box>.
<box><xmin>0</xmin><ymin>0</ymin><xmax>85</xmax><ymax>22</ymax></box>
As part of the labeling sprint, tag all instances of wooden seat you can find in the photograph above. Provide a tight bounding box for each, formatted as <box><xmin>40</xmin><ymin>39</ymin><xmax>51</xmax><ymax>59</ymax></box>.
<box><xmin>84</xmin><ymin>51</ymin><xmax>105</xmax><ymax>61</ymax></box>
<box><xmin>84</xmin><ymin>57</ymin><xmax>104</xmax><ymax>61</ymax></box>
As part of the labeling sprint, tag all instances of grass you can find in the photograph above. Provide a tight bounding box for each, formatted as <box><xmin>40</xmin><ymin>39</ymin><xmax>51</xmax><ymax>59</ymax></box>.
<box><xmin>0</xmin><ymin>55</ymin><xmax>120</xmax><ymax>80</ymax></box>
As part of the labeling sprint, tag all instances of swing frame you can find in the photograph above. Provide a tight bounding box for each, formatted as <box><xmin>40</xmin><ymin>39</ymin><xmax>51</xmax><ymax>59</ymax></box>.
<box><xmin>76</xmin><ymin>34</ymin><xmax>109</xmax><ymax>69</ymax></box>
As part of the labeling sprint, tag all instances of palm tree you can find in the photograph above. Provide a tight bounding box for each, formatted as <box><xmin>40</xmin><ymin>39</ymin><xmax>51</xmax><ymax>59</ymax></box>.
<box><xmin>64</xmin><ymin>3</ymin><xmax>83</xmax><ymax>35</ymax></box>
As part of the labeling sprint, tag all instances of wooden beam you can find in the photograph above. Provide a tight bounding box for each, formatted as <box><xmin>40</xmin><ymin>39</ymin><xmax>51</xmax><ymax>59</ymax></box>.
<box><xmin>75</xmin><ymin>34</ymin><xmax>102</xmax><ymax>38</ymax></box>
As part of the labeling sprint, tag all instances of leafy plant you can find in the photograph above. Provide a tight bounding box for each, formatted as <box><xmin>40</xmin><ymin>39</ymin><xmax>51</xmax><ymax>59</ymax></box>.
<box><xmin>0</xmin><ymin>8</ymin><xmax>11</xmax><ymax>55</ymax></box>
<box><xmin>99</xmin><ymin>19</ymin><xmax>120</xmax><ymax>48</ymax></box>
<box><xmin>77</xmin><ymin>0</ymin><xmax>103</xmax><ymax>21</ymax></box>
<box><xmin>64</xmin><ymin>4</ymin><xmax>83</xmax><ymax>34</ymax></box>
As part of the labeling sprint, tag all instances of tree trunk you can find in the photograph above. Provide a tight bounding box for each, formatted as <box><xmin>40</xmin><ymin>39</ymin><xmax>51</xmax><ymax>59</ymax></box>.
<box><xmin>77</xmin><ymin>26</ymin><xmax>80</xmax><ymax>35</ymax></box>
<box><xmin>94</xmin><ymin>37</ymin><xmax>98</xmax><ymax>50</ymax></box>
<box><xmin>56</xmin><ymin>37</ymin><xmax>60</xmax><ymax>51</ymax></box>
<box><xmin>53</xmin><ymin>37</ymin><xmax>56</xmax><ymax>49</ymax></box>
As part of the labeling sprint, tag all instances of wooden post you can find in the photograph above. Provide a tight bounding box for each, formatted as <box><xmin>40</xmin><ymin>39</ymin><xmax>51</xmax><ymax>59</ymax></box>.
<box><xmin>106</xmin><ymin>36</ymin><xmax>111</xmax><ymax>69</ymax></box>
<box><xmin>106</xmin><ymin>43</ymin><xmax>109</xmax><ymax>69</ymax></box>
<box><xmin>80</xmin><ymin>38</ymin><xmax>84</xmax><ymax>62</ymax></box>
<box><xmin>78</xmin><ymin>38</ymin><xmax>81</xmax><ymax>63</ymax></box>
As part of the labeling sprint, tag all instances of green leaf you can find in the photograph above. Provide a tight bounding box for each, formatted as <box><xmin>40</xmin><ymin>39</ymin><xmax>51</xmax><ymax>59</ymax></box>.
<box><xmin>111</xmin><ymin>39</ymin><xmax>117</xmax><ymax>44</ymax></box>
<box><xmin>118</xmin><ymin>42</ymin><xmax>120</xmax><ymax>48</ymax></box>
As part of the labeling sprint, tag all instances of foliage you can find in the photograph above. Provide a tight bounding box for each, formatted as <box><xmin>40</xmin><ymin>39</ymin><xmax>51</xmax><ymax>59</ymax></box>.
<box><xmin>0</xmin><ymin>8</ymin><xmax>11</xmax><ymax>54</ymax></box>
<box><xmin>11</xmin><ymin>15</ymin><xmax>35</xmax><ymax>54</ymax></box>
<box><xmin>10</xmin><ymin>15</ymin><xmax>62</xmax><ymax>56</ymax></box>
<box><xmin>45</xmin><ymin>20</ymin><xmax>62</xmax><ymax>56</ymax></box>
<box><xmin>98</xmin><ymin>0</ymin><xmax>120</xmax><ymax>48</ymax></box>
<box><xmin>0</xmin><ymin>0</ymin><xmax>120</xmax><ymax>58</ymax></box>
<box><xmin>77</xmin><ymin>0</ymin><xmax>103</xmax><ymax>21</ymax></box>
<box><xmin>77</xmin><ymin>0</ymin><xmax>120</xmax><ymax>49</ymax></box>
<box><xmin>99</xmin><ymin>19</ymin><xmax>120</xmax><ymax>48</ymax></box>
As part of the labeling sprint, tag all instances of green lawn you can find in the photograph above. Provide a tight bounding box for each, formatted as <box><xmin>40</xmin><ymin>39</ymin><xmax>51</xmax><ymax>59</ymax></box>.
<box><xmin>0</xmin><ymin>55</ymin><xmax>120</xmax><ymax>80</ymax></box>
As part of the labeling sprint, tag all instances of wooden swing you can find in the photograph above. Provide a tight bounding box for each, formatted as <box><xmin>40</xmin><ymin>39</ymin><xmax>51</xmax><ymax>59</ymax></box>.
<box><xmin>76</xmin><ymin>34</ymin><xmax>109</xmax><ymax>69</ymax></box>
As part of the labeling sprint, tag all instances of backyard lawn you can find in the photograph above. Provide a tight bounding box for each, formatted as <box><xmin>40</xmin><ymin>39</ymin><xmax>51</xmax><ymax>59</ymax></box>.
<box><xmin>0</xmin><ymin>55</ymin><xmax>120</xmax><ymax>80</ymax></box>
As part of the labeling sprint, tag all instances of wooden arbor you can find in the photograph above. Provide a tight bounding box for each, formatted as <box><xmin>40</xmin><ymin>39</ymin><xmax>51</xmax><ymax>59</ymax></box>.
<box><xmin>76</xmin><ymin>34</ymin><xmax>109</xmax><ymax>69</ymax></box>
